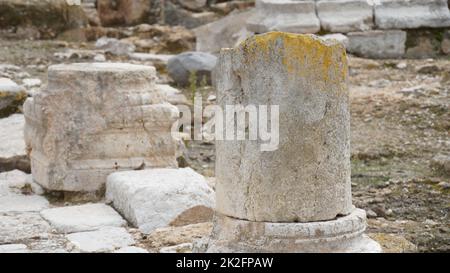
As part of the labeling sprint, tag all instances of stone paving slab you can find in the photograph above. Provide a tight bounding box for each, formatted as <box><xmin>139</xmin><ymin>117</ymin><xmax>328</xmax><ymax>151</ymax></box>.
<box><xmin>66</xmin><ymin>227</ymin><xmax>135</xmax><ymax>253</ymax></box>
<box><xmin>0</xmin><ymin>194</ymin><xmax>49</xmax><ymax>213</ymax></box>
<box><xmin>0</xmin><ymin>213</ymin><xmax>51</xmax><ymax>244</ymax></box>
<box><xmin>40</xmin><ymin>203</ymin><xmax>127</xmax><ymax>234</ymax></box>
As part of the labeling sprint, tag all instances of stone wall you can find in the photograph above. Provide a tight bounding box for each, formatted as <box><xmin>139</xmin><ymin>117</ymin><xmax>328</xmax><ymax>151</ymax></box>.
<box><xmin>198</xmin><ymin>0</ymin><xmax>450</xmax><ymax>58</ymax></box>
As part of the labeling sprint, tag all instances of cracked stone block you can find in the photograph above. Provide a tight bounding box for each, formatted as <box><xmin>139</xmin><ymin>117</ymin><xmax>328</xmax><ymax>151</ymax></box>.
<box><xmin>247</xmin><ymin>0</ymin><xmax>320</xmax><ymax>34</ymax></box>
<box><xmin>0</xmin><ymin>114</ymin><xmax>30</xmax><ymax>173</ymax></box>
<box><xmin>40</xmin><ymin>203</ymin><xmax>126</xmax><ymax>233</ymax></box>
<box><xmin>24</xmin><ymin>63</ymin><xmax>179</xmax><ymax>193</ymax></box>
<box><xmin>374</xmin><ymin>0</ymin><xmax>450</xmax><ymax>29</ymax></box>
<box><xmin>317</xmin><ymin>0</ymin><xmax>374</xmax><ymax>33</ymax></box>
<box><xmin>106</xmin><ymin>168</ymin><xmax>215</xmax><ymax>234</ymax></box>
<box><xmin>347</xmin><ymin>30</ymin><xmax>407</xmax><ymax>59</ymax></box>
<box><xmin>66</xmin><ymin>227</ymin><xmax>135</xmax><ymax>253</ymax></box>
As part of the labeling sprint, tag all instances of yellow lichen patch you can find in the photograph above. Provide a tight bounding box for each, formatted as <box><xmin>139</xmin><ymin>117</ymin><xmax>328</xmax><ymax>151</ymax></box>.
<box><xmin>238</xmin><ymin>32</ymin><xmax>348</xmax><ymax>92</ymax></box>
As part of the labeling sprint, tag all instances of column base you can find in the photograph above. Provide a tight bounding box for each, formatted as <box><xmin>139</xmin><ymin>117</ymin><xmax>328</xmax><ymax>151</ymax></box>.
<box><xmin>200</xmin><ymin>209</ymin><xmax>382</xmax><ymax>253</ymax></box>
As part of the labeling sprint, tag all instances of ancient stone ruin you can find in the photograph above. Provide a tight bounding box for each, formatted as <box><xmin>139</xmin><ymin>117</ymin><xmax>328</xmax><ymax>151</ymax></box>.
<box><xmin>203</xmin><ymin>32</ymin><xmax>382</xmax><ymax>253</ymax></box>
<box><xmin>196</xmin><ymin>0</ymin><xmax>450</xmax><ymax>59</ymax></box>
<box><xmin>23</xmin><ymin>63</ymin><xmax>179</xmax><ymax>194</ymax></box>
<box><xmin>1</xmin><ymin>0</ymin><xmax>448</xmax><ymax>255</ymax></box>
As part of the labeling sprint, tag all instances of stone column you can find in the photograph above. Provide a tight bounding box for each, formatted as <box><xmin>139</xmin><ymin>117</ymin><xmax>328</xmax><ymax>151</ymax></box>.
<box><xmin>24</xmin><ymin>63</ymin><xmax>178</xmax><ymax>194</ymax></box>
<box><xmin>206</xmin><ymin>32</ymin><xmax>382</xmax><ymax>253</ymax></box>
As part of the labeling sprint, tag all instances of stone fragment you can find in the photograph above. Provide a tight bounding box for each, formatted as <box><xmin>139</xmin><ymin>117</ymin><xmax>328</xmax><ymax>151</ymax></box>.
<box><xmin>347</xmin><ymin>30</ymin><xmax>407</xmax><ymax>59</ymax></box>
<box><xmin>322</xmin><ymin>33</ymin><xmax>350</xmax><ymax>48</ymax></box>
<box><xmin>0</xmin><ymin>114</ymin><xmax>29</xmax><ymax>173</ymax></box>
<box><xmin>0</xmin><ymin>78</ymin><xmax>27</xmax><ymax>118</ymax></box>
<box><xmin>317</xmin><ymin>0</ymin><xmax>374</xmax><ymax>32</ymax></box>
<box><xmin>0</xmin><ymin>195</ymin><xmax>49</xmax><ymax>213</ymax></box>
<box><xmin>247</xmin><ymin>0</ymin><xmax>320</xmax><ymax>34</ymax></box>
<box><xmin>40</xmin><ymin>203</ymin><xmax>126</xmax><ymax>233</ymax></box>
<box><xmin>0</xmin><ymin>213</ymin><xmax>51</xmax><ymax>244</ymax></box>
<box><xmin>145</xmin><ymin>222</ymin><xmax>213</xmax><ymax>250</ymax></box>
<box><xmin>66</xmin><ymin>227</ymin><xmax>135</xmax><ymax>253</ymax></box>
<box><xmin>24</xmin><ymin>63</ymin><xmax>178</xmax><ymax>193</ymax></box>
<box><xmin>128</xmin><ymin>53</ymin><xmax>174</xmax><ymax>65</ymax></box>
<box><xmin>194</xmin><ymin>10</ymin><xmax>254</xmax><ymax>53</ymax></box>
<box><xmin>106</xmin><ymin>168</ymin><xmax>215</xmax><ymax>234</ymax></box>
<box><xmin>95</xmin><ymin>37</ymin><xmax>136</xmax><ymax>56</ymax></box>
<box><xmin>113</xmin><ymin>246</ymin><xmax>149</xmax><ymax>253</ymax></box>
<box><xmin>168</xmin><ymin>52</ymin><xmax>217</xmax><ymax>87</ymax></box>
<box><xmin>0</xmin><ymin>170</ymin><xmax>34</xmax><ymax>196</ymax></box>
<box><xmin>374</xmin><ymin>0</ymin><xmax>450</xmax><ymax>29</ymax></box>
<box><xmin>0</xmin><ymin>244</ymin><xmax>29</xmax><ymax>253</ymax></box>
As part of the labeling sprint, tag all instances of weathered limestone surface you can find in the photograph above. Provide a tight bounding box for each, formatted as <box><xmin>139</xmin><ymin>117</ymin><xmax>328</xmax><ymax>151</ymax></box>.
<box><xmin>317</xmin><ymin>0</ymin><xmax>374</xmax><ymax>32</ymax></box>
<box><xmin>40</xmin><ymin>203</ymin><xmax>126</xmax><ymax>233</ymax></box>
<box><xmin>206</xmin><ymin>209</ymin><xmax>382</xmax><ymax>253</ymax></box>
<box><xmin>215</xmin><ymin>32</ymin><xmax>352</xmax><ymax>223</ymax></box>
<box><xmin>0</xmin><ymin>195</ymin><xmax>49</xmax><ymax>213</ymax></box>
<box><xmin>0</xmin><ymin>114</ymin><xmax>30</xmax><ymax>173</ymax></box>
<box><xmin>0</xmin><ymin>244</ymin><xmax>29</xmax><ymax>253</ymax></box>
<box><xmin>106</xmin><ymin>168</ymin><xmax>215</xmax><ymax>234</ymax></box>
<box><xmin>66</xmin><ymin>227</ymin><xmax>135</xmax><ymax>253</ymax></box>
<box><xmin>0</xmin><ymin>78</ymin><xmax>27</xmax><ymax>118</ymax></box>
<box><xmin>24</xmin><ymin>63</ymin><xmax>179</xmax><ymax>193</ymax></box>
<box><xmin>374</xmin><ymin>0</ymin><xmax>450</xmax><ymax>29</ymax></box>
<box><xmin>207</xmin><ymin>32</ymin><xmax>382</xmax><ymax>253</ymax></box>
<box><xmin>347</xmin><ymin>30</ymin><xmax>407</xmax><ymax>59</ymax></box>
<box><xmin>247</xmin><ymin>0</ymin><xmax>320</xmax><ymax>34</ymax></box>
